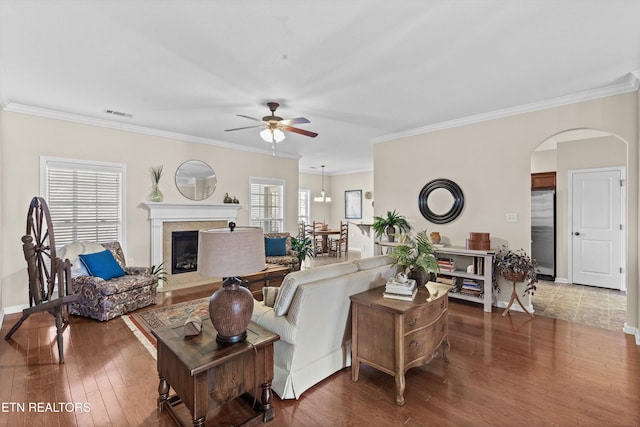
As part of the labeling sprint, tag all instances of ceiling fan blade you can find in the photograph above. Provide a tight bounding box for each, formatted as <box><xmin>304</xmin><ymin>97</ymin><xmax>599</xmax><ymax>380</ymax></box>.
<box><xmin>224</xmin><ymin>125</ymin><xmax>262</xmax><ymax>132</ymax></box>
<box><xmin>281</xmin><ymin>125</ymin><xmax>318</xmax><ymax>138</ymax></box>
<box><xmin>279</xmin><ymin>117</ymin><xmax>310</xmax><ymax>126</ymax></box>
<box><xmin>236</xmin><ymin>114</ymin><xmax>263</xmax><ymax>122</ymax></box>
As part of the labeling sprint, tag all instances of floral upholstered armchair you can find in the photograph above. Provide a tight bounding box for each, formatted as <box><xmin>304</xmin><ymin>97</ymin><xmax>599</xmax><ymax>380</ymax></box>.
<box><xmin>264</xmin><ymin>232</ymin><xmax>300</xmax><ymax>271</ymax></box>
<box><xmin>57</xmin><ymin>241</ymin><xmax>158</xmax><ymax>321</ymax></box>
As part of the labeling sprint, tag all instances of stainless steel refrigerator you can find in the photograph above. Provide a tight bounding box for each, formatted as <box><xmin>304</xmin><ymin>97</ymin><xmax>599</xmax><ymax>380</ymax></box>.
<box><xmin>531</xmin><ymin>189</ymin><xmax>556</xmax><ymax>280</ymax></box>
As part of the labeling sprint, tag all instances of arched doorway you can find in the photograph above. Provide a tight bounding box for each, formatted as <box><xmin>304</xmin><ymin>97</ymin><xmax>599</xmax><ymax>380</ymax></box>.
<box><xmin>530</xmin><ymin>128</ymin><xmax>628</xmax><ymax>330</ymax></box>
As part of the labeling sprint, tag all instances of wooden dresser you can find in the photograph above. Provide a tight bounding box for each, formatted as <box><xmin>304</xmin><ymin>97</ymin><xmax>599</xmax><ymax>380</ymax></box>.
<box><xmin>350</xmin><ymin>282</ymin><xmax>452</xmax><ymax>405</ymax></box>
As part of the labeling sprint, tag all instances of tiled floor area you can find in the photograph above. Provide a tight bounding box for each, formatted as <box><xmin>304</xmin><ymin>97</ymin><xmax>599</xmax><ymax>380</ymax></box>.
<box><xmin>532</xmin><ymin>280</ymin><xmax>627</xmax><ymax>331</ymax></box>
<box><xmin>307</xmin><ymin>253</ymin><xmax>628</xmax><ymax>332</ymax></box>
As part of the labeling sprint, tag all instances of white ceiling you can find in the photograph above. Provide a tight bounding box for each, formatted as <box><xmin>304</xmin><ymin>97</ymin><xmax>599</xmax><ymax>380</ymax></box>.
<box><xmin>1</xmin><ymin>1</ymin><xmax>639</xmax><ymax>175</ymax></box>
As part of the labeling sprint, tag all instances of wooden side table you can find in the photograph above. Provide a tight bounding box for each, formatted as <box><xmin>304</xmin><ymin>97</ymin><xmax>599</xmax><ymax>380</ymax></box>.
<box><xmin>350</xmin><ymin>283</ymin><xmax>451</xmax><ymax>406</ymax></box>
<box><xmin>152</xmin><ymin>321</ymin><xmax>279</xmax><ymax>426</ymax></box>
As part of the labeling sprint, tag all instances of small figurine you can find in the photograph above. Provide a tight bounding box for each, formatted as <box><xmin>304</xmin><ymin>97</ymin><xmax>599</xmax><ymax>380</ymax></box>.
<box><xmin>223</xmin><ymin>193</ymin><xmax>232</xmax><ymax>203</ymax></box>
<box><xmin>232</xmin><ymin>196</ymin><xmax>239</xmax><ymax>204</ymax></box>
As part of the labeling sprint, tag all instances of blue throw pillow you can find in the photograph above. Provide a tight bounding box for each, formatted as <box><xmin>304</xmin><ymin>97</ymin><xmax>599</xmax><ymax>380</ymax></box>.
<box><xmin>265</xmin><ymin>237</ymin><xmax>287</xmax><ymax>257</ymax></box>
<box><xmin>79</xmin><ymin>250</ymin><xmax>126</xmax><ymax>280</ymax></box>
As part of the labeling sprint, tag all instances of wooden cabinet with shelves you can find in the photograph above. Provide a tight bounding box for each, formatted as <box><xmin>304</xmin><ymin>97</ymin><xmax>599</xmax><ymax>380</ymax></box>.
<box><xmin>435</xmin><ymin>247</ymin><xmax>494</xmax><ymax>312</ymax></box>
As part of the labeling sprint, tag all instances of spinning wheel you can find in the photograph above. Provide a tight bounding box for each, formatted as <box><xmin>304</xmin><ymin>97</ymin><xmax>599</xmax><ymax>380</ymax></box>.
<box><xmin>5</xmin><ymin>197</ymin><xmax>78</xmax><ymax>364</ymax></box>
<box><xmin>25</xmin><ymin>197</ymin><xmax>57</xmax><ymax>305</ymax></box>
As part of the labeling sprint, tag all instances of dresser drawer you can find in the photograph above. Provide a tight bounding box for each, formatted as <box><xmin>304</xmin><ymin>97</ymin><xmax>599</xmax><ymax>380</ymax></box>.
<box><xmin>403</xmin><ymin>296</ymin><xmax>447</xmax><ymax>332</ymax></box>
<box><xmin>404</xmin><ymin>314</ymin><xmax>447</xmax><ymax>363</ymax></box>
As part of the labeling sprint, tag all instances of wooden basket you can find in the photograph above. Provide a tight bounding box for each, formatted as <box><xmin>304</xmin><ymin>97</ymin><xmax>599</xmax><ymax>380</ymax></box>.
<box><xmin>502</xmin><ymin>271</ymin><xmax>526</xmax><ymax>283</ymax></box>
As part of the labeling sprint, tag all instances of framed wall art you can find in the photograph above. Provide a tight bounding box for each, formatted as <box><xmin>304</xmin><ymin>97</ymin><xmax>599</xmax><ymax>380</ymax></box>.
<box><xmin>345</xmin><ymin>190</ymin><xmax>362</xmax><ymax>219</ymax></box>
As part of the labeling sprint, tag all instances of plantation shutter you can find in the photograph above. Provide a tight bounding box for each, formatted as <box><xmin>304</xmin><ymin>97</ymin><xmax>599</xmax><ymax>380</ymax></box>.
<box><xmin>249</xmin><ymin>178</ymin><xmax>284</xmax><ymax>233</ymax></box>
<box><xmin>43</xmin><ymin>158</ymin><xmax>125</xmax><ymax>248</ymax></box>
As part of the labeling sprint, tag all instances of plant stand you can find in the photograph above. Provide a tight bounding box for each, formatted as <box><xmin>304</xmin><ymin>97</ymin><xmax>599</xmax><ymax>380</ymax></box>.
<box><xmin>502</xmin><ymin>280</ymin><xmax>535</xmax><ymax>319</ymax></box>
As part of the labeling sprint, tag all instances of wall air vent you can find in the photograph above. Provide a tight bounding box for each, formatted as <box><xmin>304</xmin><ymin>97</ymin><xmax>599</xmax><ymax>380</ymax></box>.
<box><xmin>104</xmin><ymin>109</ymin><xmax>132</xmax><ymax>118</ymax></box>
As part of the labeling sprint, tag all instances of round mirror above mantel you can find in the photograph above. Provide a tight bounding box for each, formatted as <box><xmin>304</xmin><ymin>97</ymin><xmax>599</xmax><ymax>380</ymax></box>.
<box><xmin>175</xmin><ymin>160</ymin><xmax>217</xmax><ymax>201</ymax></box>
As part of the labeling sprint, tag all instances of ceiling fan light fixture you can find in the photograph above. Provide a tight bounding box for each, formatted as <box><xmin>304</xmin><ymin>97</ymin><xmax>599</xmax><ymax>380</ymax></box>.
<box><xmin>260</xmin><ymin>127</ymin><xmax>285</xmax><ymax>143</ymax></box>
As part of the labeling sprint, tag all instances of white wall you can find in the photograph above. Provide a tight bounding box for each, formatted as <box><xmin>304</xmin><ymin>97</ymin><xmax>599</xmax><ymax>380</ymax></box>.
<box><xmin>329</xmin><ymin>171</ymin><xmax>375</xmax><ymax>255</ymax></box>
<box><xmin>374</xmin><ymin>93</ymin><xmax>638</xmax><ymax>331</ymax></box>
<box><xmin>299</xmin><ymin>171</ymin><xmax>332</xmax><ymax>226</ymax></box>
<box><xmin>0</xmin><ymin>111</ymin><xmax>299</xmax><ymax>311</ymax></box>
<box><xmin>531</xmin><ymin>149</ymin><xmax>557</xmax><ymax>173</ymax></box>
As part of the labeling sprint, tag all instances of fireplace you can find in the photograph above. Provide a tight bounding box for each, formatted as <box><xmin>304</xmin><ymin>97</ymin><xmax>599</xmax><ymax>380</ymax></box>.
<box><xmin>143</xmin><ymin>202</ymin><xmax>241</xmax><ymax>288</ymax></box>
<box><xmin>171</xmin><ymin>231</ymin><xmax>199</xmax><ymax>274</ymax></box>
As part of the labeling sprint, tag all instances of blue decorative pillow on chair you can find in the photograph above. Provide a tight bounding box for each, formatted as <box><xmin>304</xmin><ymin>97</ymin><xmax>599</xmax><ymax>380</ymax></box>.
<box><xmin>79</xmin><ymin>250</ymin><xmax>126</xmax><ymax>280</ymax></box>
<box><xmin>265</xmin><ymin>238</ymin><xmax>287</xmax><ymax>257</ymax></box>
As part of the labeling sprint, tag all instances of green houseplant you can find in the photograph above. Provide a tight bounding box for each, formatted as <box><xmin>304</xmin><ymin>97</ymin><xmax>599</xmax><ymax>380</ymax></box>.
<box><xmin>372</xmin><ymin>209</ymin><xmax>411</xmax><ymax>242</ymax></box>
<box><xmin>389</xmin><ymin>230</ymin><xmax>439</xmax><ymax>286</ymax></box>
<box><xmin>150</xmin><ymin>261</ymin><xmax>168</xmax><ymax>286</ymax></box>
<box><xmin>494</xmin><ymin>247</ymin><xmax>538</xmax><ymax>294</ymax></box>
<box><xmin>291</xmin><ymin>236</ymin><xmax>314</xmax><ymax>268</ymax></box>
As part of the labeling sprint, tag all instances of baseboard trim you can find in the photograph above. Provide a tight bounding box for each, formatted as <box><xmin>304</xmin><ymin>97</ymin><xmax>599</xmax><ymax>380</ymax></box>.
<box><xmin>623</xmin><ymin>323</ymin><xmax>640</xmax><ymax>345</ymax></box>
<box><xmin>4</xmin><ymin>303</ymin><xmax>29</xmax><ymax>315</ymax></box>
<box><xmin>554</xmin><ymin>277</ymin><xmax>569</xmax><ymax>284</ymax></box>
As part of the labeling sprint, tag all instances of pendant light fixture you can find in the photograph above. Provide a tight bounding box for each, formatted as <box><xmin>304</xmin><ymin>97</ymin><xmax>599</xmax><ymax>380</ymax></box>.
<box><xmin>313</xmin><ymin>165</ymin><xmax>332</xmax><ymax>202</ymax></box>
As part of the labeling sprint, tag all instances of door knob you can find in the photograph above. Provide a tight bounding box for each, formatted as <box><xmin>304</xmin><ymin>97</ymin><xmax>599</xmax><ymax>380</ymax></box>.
<box><xmin>574</xmin><ymin>232</ymin><xmax>580</xmax><ymax>236</ymax></box>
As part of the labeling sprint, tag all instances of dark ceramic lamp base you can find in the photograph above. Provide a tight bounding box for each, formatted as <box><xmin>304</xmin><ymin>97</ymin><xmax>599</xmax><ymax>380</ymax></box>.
<box><xmin>209</xmin><ymin>277</ymin><xmax>254</xmax><ymax>343</ymax></box>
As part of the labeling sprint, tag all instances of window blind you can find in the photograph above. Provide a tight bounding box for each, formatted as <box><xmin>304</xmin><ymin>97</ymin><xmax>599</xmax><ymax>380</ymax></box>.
<box><xmin>44</xmin><ymin>159</ymin><xmax>124</xmax><ymax>247</ymax></box>
<box><xmin>249</xmin><ymin>178</ymin><xmax>284</xmax><ymax>233</ymax></box>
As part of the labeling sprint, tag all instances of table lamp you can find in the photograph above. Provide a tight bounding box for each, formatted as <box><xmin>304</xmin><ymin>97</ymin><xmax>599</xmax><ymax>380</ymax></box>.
<box><xmin>197</xmin><ymin>222</ymin><xmax>265</xmax><ymax>343</ymax></box>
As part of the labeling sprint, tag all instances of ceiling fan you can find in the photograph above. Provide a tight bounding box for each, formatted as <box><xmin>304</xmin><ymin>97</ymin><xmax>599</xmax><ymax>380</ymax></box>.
<box><xmin>224</xmin><ymin>102</ymin><xmax>318</xmax><ymax>152</ymax></box>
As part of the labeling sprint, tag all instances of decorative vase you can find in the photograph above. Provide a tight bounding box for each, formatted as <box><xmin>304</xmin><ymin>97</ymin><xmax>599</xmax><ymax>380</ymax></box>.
<box><xmin>149</xmin><ymin>184</ymin><xmax>164</xmax><ymax>202</ymax></box>
<box><xmin>408</xmin><ymin>268</ymin><xmax>430</xmax><ymax>296</ymax></box>
<box><xmin>386</xmin><ymin>225</ymin><xmax>396</xmax><ymax>242</ymax></box>
<box><xmin>430</xmin><ymin>232</ymin><xmax>441</xmax><ymax>244</ymax></box>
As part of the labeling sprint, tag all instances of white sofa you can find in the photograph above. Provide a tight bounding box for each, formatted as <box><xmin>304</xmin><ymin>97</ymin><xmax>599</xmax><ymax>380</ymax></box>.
<box><xmin>251</xmin><ymin>255</ymin><xmax>399</xmax><ymax>399</ymax></box>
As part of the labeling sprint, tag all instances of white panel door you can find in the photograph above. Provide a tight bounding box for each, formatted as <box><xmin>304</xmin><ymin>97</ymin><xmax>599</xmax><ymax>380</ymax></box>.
<box><xmin>571</xmin><ymin>169</ymin><xmax>623</xmax><ymax>289</ymax></box>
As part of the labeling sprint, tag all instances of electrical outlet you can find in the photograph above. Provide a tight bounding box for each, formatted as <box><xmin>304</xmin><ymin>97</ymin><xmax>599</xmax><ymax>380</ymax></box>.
<box><xmin>506</xmin><ymin>213</ymin><xmax>518</xmax><ymax>223</ymax></box>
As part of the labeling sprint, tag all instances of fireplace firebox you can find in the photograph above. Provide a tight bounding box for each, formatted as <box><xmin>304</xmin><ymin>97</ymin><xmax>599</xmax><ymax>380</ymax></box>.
<box><xmin>171</xmin><ymin>231</ymin><xmax>199</xmax><ymax>274</ymax></box>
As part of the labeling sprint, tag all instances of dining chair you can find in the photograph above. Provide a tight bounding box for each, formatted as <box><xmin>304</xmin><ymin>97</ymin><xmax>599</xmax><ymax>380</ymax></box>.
<box><xmin>330</xmin><ymin>221</ymin><xmax>349</xmax><ymax>257</ymax></box>
<box><xmin>306</xmin><ymin>222</ymin><xmax>324</xmax><ymax>256</ymax></box>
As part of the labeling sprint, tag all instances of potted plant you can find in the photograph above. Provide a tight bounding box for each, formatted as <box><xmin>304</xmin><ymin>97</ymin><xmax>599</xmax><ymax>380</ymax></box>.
<box><xmin>150</xmin><ymin>261</ymin><xmax>168</xmax><ymax>286</ymax></box>
<box><xmin>291</xmin><ymin>236</ymin><xmax>314</xmax><ymax>268</ymax></box>
<box><xmin>372</xmin><ymin>209</ymin><xmax>411</xmax><ymax>242</ymax></box>
<box><xmin>494</xmin><ymin>247</ymin><xmax>538</xmax><ymax>294</ymax></box>
<box><xmin>388</xmin><ymin>230</ymin><xmax>439</xmax><ymax>287</ymax></box>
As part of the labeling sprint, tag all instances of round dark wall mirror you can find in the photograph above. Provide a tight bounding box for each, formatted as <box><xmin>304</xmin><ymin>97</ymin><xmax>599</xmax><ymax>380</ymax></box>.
<box><xmin>418</xmin><ymin>179</ymin><xmax>464</xmax><ymax>224</ymax></box>
<box><xmin>175</xmin><ymin>160</ymin><xmax>217</xmax><ymax>201</ymax></box>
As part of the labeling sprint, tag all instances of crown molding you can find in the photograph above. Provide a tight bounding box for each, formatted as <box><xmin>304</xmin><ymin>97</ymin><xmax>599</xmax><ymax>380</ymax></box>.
<box><xmin>1</xmin><ymin>103</ymin><xmax>301</xmax><ymax>160</ymax></box>
<box><xmin>372</xmin><ymin>73</ymin><xmax>640</xmax><ymax>144</ymax></box>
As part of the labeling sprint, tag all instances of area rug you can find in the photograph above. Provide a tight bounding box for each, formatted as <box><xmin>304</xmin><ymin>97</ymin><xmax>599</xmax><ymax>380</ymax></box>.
<box><xmin>122</xmin><ymin>297</ymin><xmax>209</xmax><ymax>360</ymax></box>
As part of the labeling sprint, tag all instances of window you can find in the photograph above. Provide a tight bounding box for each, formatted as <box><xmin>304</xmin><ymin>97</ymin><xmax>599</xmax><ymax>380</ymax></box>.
<box><xmin>249</xmin><ymin>177</ymin><xmax>284</xmax><ymax>233</ymax></box>
<box><xmin>41</xmin><ymin>157</ymin><xmax>126</xmax><ymax>248</ymax></box>
<box><xmin>298</xmin><ymin>189</ymin><xmax>310</xmax><ymax>226</ymax></box>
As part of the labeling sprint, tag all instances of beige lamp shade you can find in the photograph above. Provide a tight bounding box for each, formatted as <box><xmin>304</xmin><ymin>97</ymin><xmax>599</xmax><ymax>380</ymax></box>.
<box><xmin>197</xmin><ymin>226</ymin><xmax>265</xmax><ymax>278</ymax></box>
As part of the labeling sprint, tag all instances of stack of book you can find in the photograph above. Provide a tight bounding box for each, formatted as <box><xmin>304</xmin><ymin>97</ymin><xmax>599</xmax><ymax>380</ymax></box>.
<box><xmin>459</xmin><ymin>279</ymin><xmax>483</xmax><ymax>297</ymax></box>
<box><xmin>437</xmin><ymin>258</ymin><xmax>455</xmax><ymax>272</ymax></box>
<box><xmin>383</xmin><ymin>278</ymin><xmax>417</xmax><ymax>301</ymax></box>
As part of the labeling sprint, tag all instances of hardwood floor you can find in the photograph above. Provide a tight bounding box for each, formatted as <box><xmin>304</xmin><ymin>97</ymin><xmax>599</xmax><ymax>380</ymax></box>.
<box><xmin>1</xmin><ymin>281</ymin><xmax>639</xmax><ymax>426</ymax></box>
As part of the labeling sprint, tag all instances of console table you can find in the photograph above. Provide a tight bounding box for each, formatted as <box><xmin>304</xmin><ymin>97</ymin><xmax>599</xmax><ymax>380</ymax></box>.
<box><xmin>153</xmin><ymin>321</ymin><xmax>279</xmax><ymax>426</ymax></box>
<box><xmin>239</xmin><ymin>264</ymin><xmax>290</xmax><ymax>301</ymax></box>
<box><xmin>350</xmin><ymin>282</ymin><xmax>451</xmax><ymax>405</ymax></box>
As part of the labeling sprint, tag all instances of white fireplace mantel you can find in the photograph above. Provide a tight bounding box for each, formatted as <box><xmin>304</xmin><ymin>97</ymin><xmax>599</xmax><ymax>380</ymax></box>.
<box><xmin>143</xmin><ymin>202</ymin><xmax>241</xmax><ymax>276</ymax></box>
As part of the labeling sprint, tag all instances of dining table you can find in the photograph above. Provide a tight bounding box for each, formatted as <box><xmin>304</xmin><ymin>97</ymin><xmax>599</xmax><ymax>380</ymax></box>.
<box><xmin>314</xmin><ymin>229</ymin><xmax>341</xmax><ymax>254</ymax></box>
